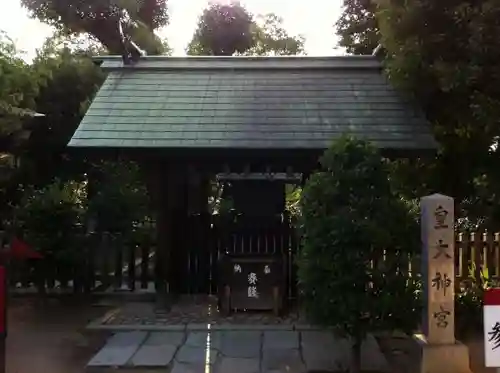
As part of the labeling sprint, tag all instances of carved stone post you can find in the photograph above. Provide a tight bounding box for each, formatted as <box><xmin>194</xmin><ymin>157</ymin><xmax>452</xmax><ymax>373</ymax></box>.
<box><xmin>415</xmin><ymin>193</ymin><xmax>471</xmax><ymax>373</ymax></box>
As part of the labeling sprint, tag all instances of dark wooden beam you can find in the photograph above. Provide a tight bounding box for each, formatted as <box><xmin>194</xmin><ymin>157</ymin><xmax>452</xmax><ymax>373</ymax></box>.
<box><xmin>216</xmin><ymin>172</ymin><xmax>302</xmax><ymax>182</ymax></box>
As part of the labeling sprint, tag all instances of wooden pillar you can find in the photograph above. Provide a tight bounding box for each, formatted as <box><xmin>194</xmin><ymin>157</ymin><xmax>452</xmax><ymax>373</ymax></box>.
<box><xmin>164</xmin><ymin>164</ymin><xmax>189</xmax><ymax>298</ymax></box>
<box><xmin>186</xmin><ymin>168</ymin><xmax>212</xmax><ymax>293</ymax></box>
<box><xmin>143</xmin><ymin>161</ymin><xmax>188</xmax><ymax>304</ymax></box>
<box><xmin>142</xmin><ymin>162</ymin><xmax>166</xmax><ymax>298</ymax></box>
<box><xmin>187</xmin><ymin>167</ymin><xmax>210</xmax><ymax>215</ymax></box>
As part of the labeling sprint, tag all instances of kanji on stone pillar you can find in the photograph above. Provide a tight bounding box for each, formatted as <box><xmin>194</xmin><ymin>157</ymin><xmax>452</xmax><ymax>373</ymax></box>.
<box><xmin>415</xmin><ymin>194</ymin><xmax>471</xmax><ymax>373</ymax></box>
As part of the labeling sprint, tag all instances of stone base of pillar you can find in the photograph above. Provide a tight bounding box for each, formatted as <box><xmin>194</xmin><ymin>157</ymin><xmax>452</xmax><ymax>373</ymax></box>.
<box><xmin>413</xmin><ymin>334</ymin><xmax>472</xmax><ymax>373</ymax></box>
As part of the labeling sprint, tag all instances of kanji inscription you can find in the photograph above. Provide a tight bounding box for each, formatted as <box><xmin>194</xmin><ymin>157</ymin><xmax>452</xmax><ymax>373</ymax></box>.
<box><xmin>434</xmin><ymin>205</ymin><xmax>449</xmax><ymax>229</ymax></box>
<box><xmin>226</xmin><ymin>256</ymin><xmax>281</xmax><ymax>310</ymax></box>
<box><xmin>433</xmin><ymin>305</ymin><xmax>451</xmax><ymax>329</ymax></box>
<box><xmin>433</xmin><ymin>239</ymin><xmax>451</xmax><ymax>260</ymax></box>
<box><xmin>421</xmin><ymin>194</ymin><xmax>455</xmax><ymax>345</ymax></box>
<box><xmin>488</xmin><ymin>322</ymin><xmax>500</xmax><ymax>351</ymax></box>
<box><xmin>431</xmin><ymin>272</ymin><xmax>452</xmax><ymax>296</ymax></box>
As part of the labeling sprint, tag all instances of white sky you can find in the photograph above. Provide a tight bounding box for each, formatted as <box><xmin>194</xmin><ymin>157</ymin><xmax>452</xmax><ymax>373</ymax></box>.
<box><xmin>1</xmin><ymin>0</ymin><xmax>343</xmax><ymax>60</ymax></box>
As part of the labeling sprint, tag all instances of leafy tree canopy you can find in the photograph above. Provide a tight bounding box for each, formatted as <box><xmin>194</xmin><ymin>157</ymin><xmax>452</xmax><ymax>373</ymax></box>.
<box><xmin>0</xmin><ymin>32</ymin><xmax>107</xmax><ymax>223</ymax></box>
<box><xmin>336</xmin><ymin>1</ymin><xmax>500</xmax><ymax>229</ymax></box>
<box><xmin>336</xmin><ymin>0</ymin><xmax>379</xmax><ymax>55</ymax></box>
<box><xmin>187</xmin><ymin>2</ymin><xmax>254</xmax><ymax>56</ymax></box>
<box><xmin>377</xmin><ymin>0</ymin><xmax>500</xmax><ymax>228</ymax></box>
<box><xmin>243</xmin><ymin>14</ymin><xmax>305</xmax><ymax>56</ymax></box>
<box><xmin>0</xmin><ymin>31</ymin><xmax>41</xmax><ymax>151</ymax></box>
<box><xmin>21</xmin><ymin>0</ymin><xmax>170</xmax><ymax>54</ymax></box>
<box><xmin>187</xmin><ymin>3</ymin><xmax>304</xmax><ymax>56</ymax></box>
<box><xmin>21</xmin><ymin>34</ymin><xmax>106</xmax><ymax>186</ymax></box>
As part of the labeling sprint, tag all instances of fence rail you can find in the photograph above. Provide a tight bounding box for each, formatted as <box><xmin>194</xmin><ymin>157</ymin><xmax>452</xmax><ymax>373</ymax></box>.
<box><xmin>5</xmin><ymin>226</ymin><xmax>500</xmax><ymax>296</ymax></box>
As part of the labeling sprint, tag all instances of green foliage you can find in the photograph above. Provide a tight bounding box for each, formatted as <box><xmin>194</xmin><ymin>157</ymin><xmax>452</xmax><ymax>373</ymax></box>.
<box><xmin>243</xmin><ymin>14</ymin><xmax>305</xmax><ymax>56</ymax></box>
<box><xmin>0</xmin><ymin>33</ymin><xmax>153</xmax><ymax>294</ymax></box>
<box><xmin>336</xmin><ymin>0</ymin><xmax>500</xmax><ymax>229</ymax></box>
<box><xmin>87</xmin><ymin>160</ymin><xmax>150</xmax><ymax>233</ymax></box>
<box><xmin>336</xmin><ymin>1</ymin><xmax>500</xmax><ymax>230</ymax></box>
<box><xmin>297</xmin><ymin>136</ymin><xmax>420</xmax><ymax>369</ymax></box>
<box><xmin>376</xmin><ymin>0</ymin><xmax>500</xmax><ymax>229</ymax></box>
<box><xmin>455</xmin><ymin>264</ymin><xmax>492</xmax><ymax>338</ymax></box>
<box><xmin>0</xmin><ymin>31</ymin><xmax>41</xmax><ymax>148</ymax></box>
<box><xmin>21</xmin><ymin>0</ymin><xmax>169</xmax><ymax>54</ymax></box>
<box><xmin>336</xmin><ymin>0</ymin><xmax>379</xmax><ymax>55</ymax></box>
<box><xmin>187</xmin><ymin>2</ymin><xmax>254</xmax><ymax>56</ymax></box>
<box><xmin>13</xmin><ymin>180</ymin><xmax>84</xmax><ymax>261</ymax></box>
<box><xmin>24</xmin><ymin>36</ymin><xmax>105</xmax><ymax>185</ymax></box>
<box><xmin>187</xmin><ymin>5</ymin><xmax>304</xmax><ymax>56</ymax></box>
<box><xmin>285</xmin><ymin>185</ymin><xmax>302</xmax><ymax>217</ymax></box>
<box><xmin>0</xmin><ymin>32</ymin><xmax>107</xmax><ymax>231</ymax></box>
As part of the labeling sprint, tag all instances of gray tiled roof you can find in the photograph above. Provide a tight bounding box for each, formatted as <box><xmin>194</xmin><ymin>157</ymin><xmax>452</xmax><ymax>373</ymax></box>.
<box><xmin>68</xmin><ymin>56</ymin><xmax>436</xmax><ymax>150</ymax></box>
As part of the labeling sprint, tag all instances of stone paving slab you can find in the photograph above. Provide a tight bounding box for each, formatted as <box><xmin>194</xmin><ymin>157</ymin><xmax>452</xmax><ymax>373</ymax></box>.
<box><xmin>87</xmin><ymin>331</ymin><xmax>147</xmax><ymax>367</ymax></box>
<box><xmin>129</xmin><ymin>344</ymin><xmax>177</xmax><ymax>367</ymax></box>
<box><xmin>175</xmin><ymin>345</ymin><xmax>218</xmax><ymax>365</ymax></box>
<box><xmin>262</xmin><ymin>348</ymin><xmax>305</xmax><ymax>373</ymax></box>
<box><xmin>170</xmin><ymin>362</ymin><xmax>207</xmax><ymax>373</ymax></box>
<box><xmin>86</xmin><ymin>329</ymin><xmax>388</xmax><ymax>371</ymax></box>
<box><xmin>302</xmin><ymin>331</ymin><xmax>350</xmax><ymax>371</ymax></box>
<box><xmin>263</xmin><ymin>331</ymin><xmax>299</xmax><ymax>350</ymax></box>
<box><xmin>184</xmin><ymin>331</ymin><xmax>222</xmax><ymax>351</ymax></box>
<box><xmin>301</xmin><ymin>331</ymin><xmax>388</xmax><ymax>372</ymax></box>
<box><xmin>218</xmin><ymin>357</ymin><xmax>260</xmax><ymax>373</ymax></box>
<box><xmin>220</xmin><ymin>331</ymin><xmax>261</xmax><ymax>358</ymax></box>
<box><xmin>145</xmin><ymin>331</ymin><xmax>185</xmax><ymax>346</ymax></box>
<box><xmin>128</xmin><ymin>331</ymin><xmax>184</xmax><ymax>367</ymax></box>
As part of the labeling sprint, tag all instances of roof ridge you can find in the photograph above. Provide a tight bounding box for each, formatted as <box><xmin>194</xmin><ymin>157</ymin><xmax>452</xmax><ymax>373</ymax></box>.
<box><xmin>94</xmin><ymin>55</ymin><xmax>382</xmax><ymax>72</ymax></box>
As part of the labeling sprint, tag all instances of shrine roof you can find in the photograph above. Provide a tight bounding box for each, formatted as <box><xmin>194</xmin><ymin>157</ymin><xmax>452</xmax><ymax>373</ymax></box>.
<box><xmin>68</xmin><ymin>55</ymin><xmax>437</xmax><ymax>150</ymax></box>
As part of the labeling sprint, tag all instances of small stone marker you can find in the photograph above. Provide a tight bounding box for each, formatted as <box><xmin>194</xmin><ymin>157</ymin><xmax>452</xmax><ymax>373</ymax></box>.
<box><xmin>415</xmin><ymin>194</ymin><xmax>472</xmax><ymax>373</ymax></box>
<box><xmin>484</xmin><ymin>288</ymin><xmax>500</xmax><ymax>369</ymax></box>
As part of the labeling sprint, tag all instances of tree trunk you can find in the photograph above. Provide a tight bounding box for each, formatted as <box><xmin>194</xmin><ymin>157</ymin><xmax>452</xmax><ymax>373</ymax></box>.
<box><xmin>350</xmin><ymin>336</ymin><xmax>362</xmax><ymax>373</ymax></box>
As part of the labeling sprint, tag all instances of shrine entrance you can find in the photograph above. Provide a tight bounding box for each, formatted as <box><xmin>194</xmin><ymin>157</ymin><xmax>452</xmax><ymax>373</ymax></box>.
<box><xmin>68</xmin><ymin>55</ymin><xmax>436</xmax><ymax>309</ymax></box>
<box><xmin>176</xmin><ymin>171</ymin><xmax>302</xmax><ymax>304</ymax></box>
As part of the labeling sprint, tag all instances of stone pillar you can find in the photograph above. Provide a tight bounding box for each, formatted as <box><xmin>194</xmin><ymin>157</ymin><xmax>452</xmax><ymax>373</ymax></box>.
<box><xmin>415</xmin><ymin>193</ymin><xmax>471</xmax><ymax>373</ymax></box>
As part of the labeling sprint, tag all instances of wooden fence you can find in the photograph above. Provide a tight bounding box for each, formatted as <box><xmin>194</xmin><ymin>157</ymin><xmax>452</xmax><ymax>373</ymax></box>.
<box><xmin>5</xmin><ymin>226</ymin><xmax>500</xmax><ymax>296</ymax></box>
<box><xmin>6</xmin><ymin>215</ymin><xmax>300</xmax><ymax>298</ymax></box>
<box><xmin>8</xmin><ymin>231</ymin><xmax>157</xmax><ymax>295</ymax></box>
<box><xmin>455</xmin><ymin>231</ymin><xmax>500</xmax><ymax>286</ymax></box>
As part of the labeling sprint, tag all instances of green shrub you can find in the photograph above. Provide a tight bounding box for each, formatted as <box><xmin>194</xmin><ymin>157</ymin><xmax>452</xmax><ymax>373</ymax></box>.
<box><xmin>13</xmin><ymin>180</ymin><xmax>86</xmax><ymax>290</ymax></box>
<box><xmin>297</xmin><ymin>136</ymin><xmax>421</xmax><ymax>372</ymax></box>
<box><xmin>455</xmin><ymin>263</ymin><xmax>491</xmax><ymax>338</ymax></box>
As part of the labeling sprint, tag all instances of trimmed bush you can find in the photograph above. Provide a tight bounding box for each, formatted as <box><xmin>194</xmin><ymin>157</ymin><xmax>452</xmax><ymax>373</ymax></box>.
<box><xmin>297</xmin><ymin>136</ymin><xmax>421</xmax><ymax>372</ymax></box>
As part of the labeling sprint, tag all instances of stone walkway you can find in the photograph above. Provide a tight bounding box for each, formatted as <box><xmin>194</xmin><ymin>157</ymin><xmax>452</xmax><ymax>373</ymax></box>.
<box><xmin>87</xmin><ymin>330</ymin><xmax>389</xmax><ymax>372</ymax></box>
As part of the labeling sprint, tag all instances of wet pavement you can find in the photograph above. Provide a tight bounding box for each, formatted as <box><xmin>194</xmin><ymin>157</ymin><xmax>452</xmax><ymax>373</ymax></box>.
<box><xmin>87</xmin><ymin>330</ymin><xmax>389</xmax><ymax>372</ymax></box>
<box><xmin>6</xmin><ymin>297</ymin><xmax>110</xmax><ymax>373</ymax></box>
